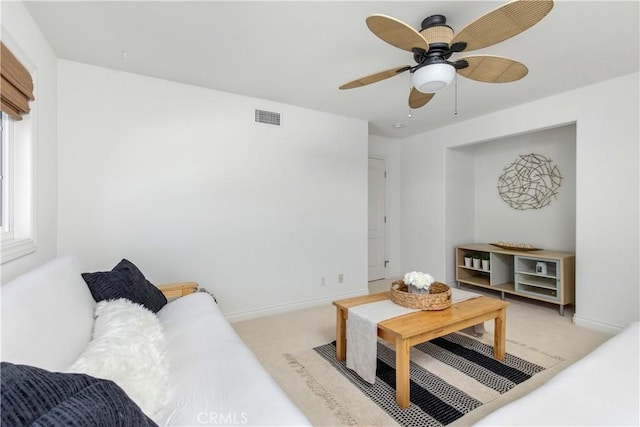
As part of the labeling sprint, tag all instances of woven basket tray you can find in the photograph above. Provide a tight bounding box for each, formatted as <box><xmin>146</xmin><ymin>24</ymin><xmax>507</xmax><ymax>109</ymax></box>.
<box><xmin>390</xmin><ymin>280</ymin><xmax>452</xmax><ymax>310</ymax></box>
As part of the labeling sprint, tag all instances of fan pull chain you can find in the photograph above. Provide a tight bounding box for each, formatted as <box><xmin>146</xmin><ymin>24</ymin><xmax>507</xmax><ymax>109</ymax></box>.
<box><xmin>454</xmin><ymin>73</ymin><xmax>458</xmax><ymax>115</ymax></box>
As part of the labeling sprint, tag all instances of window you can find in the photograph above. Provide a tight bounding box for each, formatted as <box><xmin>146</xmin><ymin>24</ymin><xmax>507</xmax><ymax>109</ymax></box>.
<box><xmin>0</xmin><ymin>42</ymin><xmax>36</xmax><ymax>263</ymax></box>
<box><xmin>0</xmin><ymin>110</ymin><xmax>35</xmax><ymax>263</ymax></box>
<box><xmin>1</xmin><ymin>112</ymin><xmax>9</xmax><ymax>234</ymax></box>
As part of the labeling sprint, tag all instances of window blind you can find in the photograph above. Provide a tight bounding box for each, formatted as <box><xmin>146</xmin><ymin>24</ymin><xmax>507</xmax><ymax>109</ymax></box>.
<box><xmin>0</xmin><ymin>43</ymin><xmax>35</xmax><ymax>121</ymax></box>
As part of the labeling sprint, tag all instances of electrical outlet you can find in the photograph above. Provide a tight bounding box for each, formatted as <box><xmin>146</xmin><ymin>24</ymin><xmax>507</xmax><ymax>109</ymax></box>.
<box><xmin>320</xmin><ymin>277</ymin><xmax>326</xmax><ymax>286</ymax></box>
<box><xmin>338</xmin><ymin>273</ymin><xmax>344</xmax><ymax>284</ymax></box>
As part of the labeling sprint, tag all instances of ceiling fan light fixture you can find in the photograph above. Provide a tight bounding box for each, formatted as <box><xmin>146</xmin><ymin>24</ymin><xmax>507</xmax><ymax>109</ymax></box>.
<box><xmin>411</xmin><ymin>63</ymin><xmax>456</xmax><ymax>93</ymax></box>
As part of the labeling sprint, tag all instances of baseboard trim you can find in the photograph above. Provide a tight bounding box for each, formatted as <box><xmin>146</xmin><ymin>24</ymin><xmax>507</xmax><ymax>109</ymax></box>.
<box><xmin>573</xmin><ymin>314</ymin><xmax>624</xmax><ymax>334</ymax></box>
<box><xmin>224</xmin><ymin>288</ymin><xmax>369</xmax><ymax>323</ymax></box>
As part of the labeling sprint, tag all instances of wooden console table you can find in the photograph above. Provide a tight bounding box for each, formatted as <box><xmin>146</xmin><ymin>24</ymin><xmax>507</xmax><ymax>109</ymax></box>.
<box><xmin>455</xmin><ymin>243</ymin><xmax>575</xmax><ymax>315</ymax></box>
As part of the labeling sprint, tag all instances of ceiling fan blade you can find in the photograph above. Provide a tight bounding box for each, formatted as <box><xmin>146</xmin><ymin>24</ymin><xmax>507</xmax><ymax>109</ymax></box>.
<box><xmin>456</xmin><ymin>55</ymin><xmax>528</xmax><ymax>83</ymax></box>
<box><xmin>339</xmin><ymin>65</ymin><xmax>411</xmax><ymax>90</ymax></box>
<box><xmin>366</xmin><ymin>14</ymin><xmax>429</xmax><ymax>53</ymax></box>
<box><xmin>451</xmin><ymin>0</ymin><xmax>554</xmax><ymax>52</ymax></box>
<box><xmin>409</xmin><ymin>87</ymin><xmax>435</xmax><ymax>109</ymax></box>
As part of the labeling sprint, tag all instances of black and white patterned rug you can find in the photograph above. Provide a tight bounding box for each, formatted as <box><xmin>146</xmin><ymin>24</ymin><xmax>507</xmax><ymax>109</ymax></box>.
<box><xmin>313</xmin><ymin>333</ymin><xmax>547</xmax><ymax>427</ymax></box>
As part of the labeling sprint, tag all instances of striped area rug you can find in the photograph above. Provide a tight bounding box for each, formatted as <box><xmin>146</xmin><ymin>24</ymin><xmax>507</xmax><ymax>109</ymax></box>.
<box><xmin>312</xmin><ymin>333</ymin><xmax>548</xmax><ymax>427</ymax></box>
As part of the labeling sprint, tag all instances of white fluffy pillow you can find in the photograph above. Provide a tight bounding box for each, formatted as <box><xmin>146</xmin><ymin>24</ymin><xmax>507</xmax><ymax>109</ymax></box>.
<box><xmin>67</xmin><ymin>298</ymin><xmax>169</xmax><ymax>417</ymax></box>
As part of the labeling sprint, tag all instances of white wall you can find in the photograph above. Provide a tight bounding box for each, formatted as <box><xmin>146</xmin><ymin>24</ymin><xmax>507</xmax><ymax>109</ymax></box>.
<box><xmin>0</xmin><ymin>2</ymin><xmax>58</xmax><ymax>283</ymax></box>
<box><xmin>445</xmin><ymin>148</ymin><xmax>475</xmax><ymax>277</ymax></box>
<box><xmin>57</xmin><ymin>60</ymin><xmax>368</xmax><ymax>320</ymax></box>
<box><xmin>400</xmin><ymin>72</ymin><xmax>639</xmax><ymax>332</ymax></box>
<box><xmin>470</xmin><ymin>125</ymin><xmax>576</xmax><ymax>251</ymax></box>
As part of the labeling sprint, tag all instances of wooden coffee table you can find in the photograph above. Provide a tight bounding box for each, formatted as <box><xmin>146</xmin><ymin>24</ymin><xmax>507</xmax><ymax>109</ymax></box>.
<box><xmin>333</xmin><ymin>292</ymin><xmax>509</xmax><ymax>408</ymax></box>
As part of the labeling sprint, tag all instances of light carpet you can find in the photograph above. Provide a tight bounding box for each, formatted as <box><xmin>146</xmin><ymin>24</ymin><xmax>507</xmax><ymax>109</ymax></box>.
<box><xmin>285</xmin><ymin>331</ymin><xmax>563</xmax><ymax>427</ymax></box>
<box><xmin>233</xmin><ymin>284</ymin><xmax>613</xmax><ymax>426</ymax></box>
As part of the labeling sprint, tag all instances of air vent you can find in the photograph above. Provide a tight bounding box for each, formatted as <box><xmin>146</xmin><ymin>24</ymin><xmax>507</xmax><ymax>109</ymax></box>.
<box><xmin>255</xmin><ymin>109</ymin><xmax>281</xmax><ymax>126</ymax></box>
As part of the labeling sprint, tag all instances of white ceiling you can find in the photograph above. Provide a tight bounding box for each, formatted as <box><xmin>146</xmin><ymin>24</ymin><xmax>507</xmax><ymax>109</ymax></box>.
<box><xmin>23</xmin><ymin>0</ymin><xmax>640</xmax><ymax>138</ymax></box>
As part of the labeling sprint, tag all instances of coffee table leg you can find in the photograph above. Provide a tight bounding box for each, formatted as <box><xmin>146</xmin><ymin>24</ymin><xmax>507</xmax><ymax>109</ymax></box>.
<box><xmin>494</xmin><ymin>307</ymin><xmax>506</xmax><ymax>361</ymax></box>
<box><xmin>395</xmin><ymin>338</ymin><xmax>410</xmax><ymax>408</ymax></box>
<box><xmin>336</xmin><ymin>307</ymin><xmax>347</xmax><ymax>361</ymax></box>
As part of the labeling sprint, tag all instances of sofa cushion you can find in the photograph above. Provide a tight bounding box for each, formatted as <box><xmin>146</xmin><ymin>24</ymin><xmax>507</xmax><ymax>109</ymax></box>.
<box><xmin>0</xmin><ymin>362</ymin><xmax>157</xmax><ymax>426</ymax></box>
<box><xmin>1</xmin><ymin>256</ymin><xmax>96</xmax><ymax>371</ymax></box>
<box><xmin>472</xmin><ymin>321</ymin><xmax>640</xmax><ymax>426</ymax></box>
<box><xmin>153</xmin><ymin>292</ymin><xmax>311</xmax><ymax>426</ymax></box>
<box><xmin>67</xmin><ymin>298</ymin><xmax>170</xmax><ymax>417</ymax></box>
<box><xmin>82</xmin><ymin>259</ymin><xmax>167</xmax><ymax>312</ymax></box>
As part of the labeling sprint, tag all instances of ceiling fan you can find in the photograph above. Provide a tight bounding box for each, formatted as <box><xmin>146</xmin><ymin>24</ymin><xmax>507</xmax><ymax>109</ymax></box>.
<box><xmin>340</xmin><ymin>0</ymin><xmax>554</xmax><ymax>110</ymax></box>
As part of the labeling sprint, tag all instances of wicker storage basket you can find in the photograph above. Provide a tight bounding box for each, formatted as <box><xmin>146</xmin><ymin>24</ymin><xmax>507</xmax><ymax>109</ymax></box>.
<box><xmin>390</xmin><ymin>280</ymin><xmax>452</xmax><ymax>310</ymax></box>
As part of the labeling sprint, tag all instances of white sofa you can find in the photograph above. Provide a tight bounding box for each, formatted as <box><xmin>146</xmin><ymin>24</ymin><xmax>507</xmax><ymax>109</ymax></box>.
<box><xmin>474</xmin><ymin>320</ymin><xmax>640</xmax><ymax>426</ymax></box>
<box><xmin>1</xmin><ymin>256</ymin><xmax>310</xmax><ymax>426</ymax></box>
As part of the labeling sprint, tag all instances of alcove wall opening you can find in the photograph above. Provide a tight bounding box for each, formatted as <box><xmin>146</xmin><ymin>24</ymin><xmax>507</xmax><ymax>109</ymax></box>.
<box><xmin>445</xmin><ymin>123</ymin><xmax>577</xmax><ymax>281</ymax></box>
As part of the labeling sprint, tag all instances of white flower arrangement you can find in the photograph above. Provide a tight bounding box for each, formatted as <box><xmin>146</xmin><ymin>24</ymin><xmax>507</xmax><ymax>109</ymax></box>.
<box><xmin>403</xmin><ymin>271</ymin><xmax>435</xmax><ymax>290</ymax></box>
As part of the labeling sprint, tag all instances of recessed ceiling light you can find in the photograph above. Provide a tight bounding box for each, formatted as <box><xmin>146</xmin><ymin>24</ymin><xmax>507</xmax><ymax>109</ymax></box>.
<box><xmin>392</xmin><ymin>123</ymin><xmax>405</xmax><ymax>128</ymax></box>
<box><xmin>121</xmin><ymin>51</ymin><xmax>129</xmax><ymax>59</ymax></box>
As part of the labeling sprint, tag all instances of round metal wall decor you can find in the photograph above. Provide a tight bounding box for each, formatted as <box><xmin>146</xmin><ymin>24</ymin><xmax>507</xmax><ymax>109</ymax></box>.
<box><xmin>497</xmin><ymin>153</ymin><xmax>562</xmax><ymax>210</ymax></box>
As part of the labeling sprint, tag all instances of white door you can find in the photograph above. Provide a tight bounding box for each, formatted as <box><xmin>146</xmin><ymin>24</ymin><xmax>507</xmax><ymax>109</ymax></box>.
<box><xmin>368</xmin><ymin>158</ymin><xmax>386</xmax><ymax>281</ymax></box>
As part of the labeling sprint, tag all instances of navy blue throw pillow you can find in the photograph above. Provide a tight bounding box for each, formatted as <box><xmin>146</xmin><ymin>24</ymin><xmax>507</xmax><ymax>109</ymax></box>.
<box><xmin>0</xmin><ymin>362</ymin><xmax>157</xmax><ymax>426</ymax></box>
<box><xmin>82</xmin><ymin>259</ymin><xmax>167</xmax><ymax>313</ymax></box>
